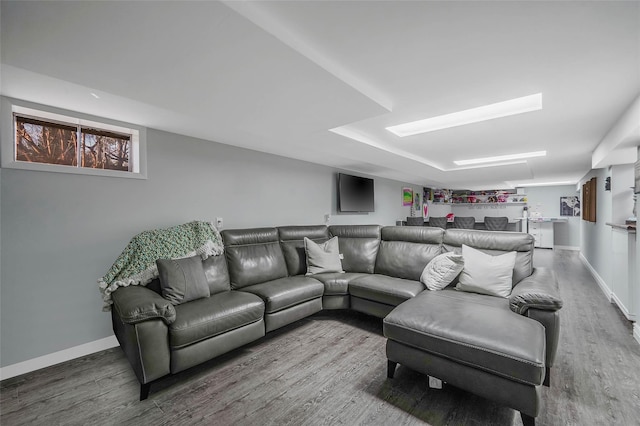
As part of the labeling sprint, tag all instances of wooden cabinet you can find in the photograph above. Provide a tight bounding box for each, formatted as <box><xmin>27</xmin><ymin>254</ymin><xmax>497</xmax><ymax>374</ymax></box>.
<box><xmin>582</xmin><ymin>177</ymin><xmax>597</xmax><ymax>222</ymax></box>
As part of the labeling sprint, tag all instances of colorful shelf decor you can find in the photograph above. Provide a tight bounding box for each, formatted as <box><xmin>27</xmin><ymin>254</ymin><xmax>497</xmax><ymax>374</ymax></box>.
<box><xmin>428</xmin><ymin>188</ymin><xmax>527</xmax><ymax>204</ymax></box>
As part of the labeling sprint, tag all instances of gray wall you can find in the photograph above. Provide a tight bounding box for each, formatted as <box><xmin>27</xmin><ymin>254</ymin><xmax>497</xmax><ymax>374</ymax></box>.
<box><xmin>0</xmin><ymin>125</ymin><xmax>422</xmax><ymax>367</ymax></box>
<box><xmin>579</xmin><ymin>168</ymin><xmax>613</xmax><ymax>286</ymax></box>
<box><xmin>579</xmin><ymin>162</ymin><xmax>638</xmax><ymax>309</ymax></box>
<box><xmin>636</xmin><ymin>148</ymin><xmax>640</xmax><ymax>332</ymax></box>
<box><xmin>523</xmin><ymin>185</ymin><xmax>581</xmax><ymax>247</ymax></box>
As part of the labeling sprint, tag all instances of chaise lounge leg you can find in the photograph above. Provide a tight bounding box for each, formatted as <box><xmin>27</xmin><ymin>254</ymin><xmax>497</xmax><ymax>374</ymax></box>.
<box><xmin>428</xmin><ymin>376</ymin><xmax>443</xmax><ymax>389</ymax></box>
<box><xmin>543</xmin><ymin>367</ymin><xmax>550</xmax><ymax>387</ymax></box>
<box><xmin>521</xmin><ymin>413</ymin><xmax>535</xmax><ymax>426</ymax></box>
<box><xmin>387</xmin><ymin>360</ymin><xmax>397</xmax><ymax>379</ymax></box>
<box><xmin>140</xmin><ymin>383</ymin><xmax>151</xmax><ymax>401</ymax></box>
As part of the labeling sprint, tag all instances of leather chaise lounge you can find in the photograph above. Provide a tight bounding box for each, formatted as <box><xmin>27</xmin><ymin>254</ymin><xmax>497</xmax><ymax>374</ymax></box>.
<box><xmin>383</xmin><ymin>230</ymin><xmax>555</xmax><ymax>426</ymax></box>
<box><xmin>110</xmin><ymin>224</ymin><xmax>562</xmax><ymax>424</ymax></box>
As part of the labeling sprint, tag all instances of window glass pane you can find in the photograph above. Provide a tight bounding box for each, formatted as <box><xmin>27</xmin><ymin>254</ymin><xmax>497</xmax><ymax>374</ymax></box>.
<box><xmin>81</xmin><ymin>132</ymin><xmax>130</xmax><ymax>171</ymax></box>
<box><xmin>15</xmin><ymin>117</ymin><xmax>77</xmax><ymax>166</ymax></box>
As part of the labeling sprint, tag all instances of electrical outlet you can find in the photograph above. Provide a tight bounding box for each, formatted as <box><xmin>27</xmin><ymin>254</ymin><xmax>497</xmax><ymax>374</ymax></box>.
<box><xmin>216</xmin><ymin>217</ymin><xmax>223</xmax><ymax>229</ymax></box>
<box><xmin>324</xmin><ymin>214</ymin><xmax>331</xmax><ymax>224</ymax></box>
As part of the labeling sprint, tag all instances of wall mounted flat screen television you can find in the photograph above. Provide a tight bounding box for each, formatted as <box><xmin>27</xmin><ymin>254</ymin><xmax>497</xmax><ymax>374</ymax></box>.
<box><xmin>338</xmin><ymin>173</ymin><xmax>375</xmax><ymax>212</ymax></box>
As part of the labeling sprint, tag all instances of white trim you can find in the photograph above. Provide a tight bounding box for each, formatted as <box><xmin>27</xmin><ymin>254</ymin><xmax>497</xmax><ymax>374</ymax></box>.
<box><xmin>554</xmin><ymin>245</ymin><xmax>580</xmax><ymax>251</ymax></box>
<box><xmin>0</xmin><ymin>335</ymin><xmax>119</xmax><ymax>381</ymax></box>
<box><xmin>579</xmin><ymin>252</ymin><xmax>612</xmax><ymax>301</ymax></box>
<box><xmin>2</xmin><ymin>160</ymin><xmax>147</xmax><ymax>179</ymax></box>
<box><xmin>611</xmin><ymin>292</ymin><xmax>637</xmax><ymax>321</ymax></box>
<box><xmin>634</xmin><ymin>324</ymin><xmax>640</xmax><ymax>345</ymax></box>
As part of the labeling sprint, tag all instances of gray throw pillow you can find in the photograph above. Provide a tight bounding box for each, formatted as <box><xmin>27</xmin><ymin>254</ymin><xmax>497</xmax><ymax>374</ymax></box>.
<box><xmin>304</xmin><ymin>236</ymin><xmax>344</xmax><ymax>275</ymax></box>
<box><xmin>456</xmin><ymin>245</ymin><xmax>517</xmax><ymax>298</ymax></box>
<box><xmin>156</xmin><ymin>255</ymin><xmax>210</xmax><ymax>305</ymax></box>
<box><xmin>420</xmin><ymin>252</ymin><xmax>465</xmax><ymax>291</ymax></box>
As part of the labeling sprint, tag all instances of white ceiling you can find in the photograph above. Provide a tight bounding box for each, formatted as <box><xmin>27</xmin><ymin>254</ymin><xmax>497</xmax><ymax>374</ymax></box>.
<box><xmin>1</xmin><ymin>1</ymin><xmax>639</xmax><ymax>190</ymax></box>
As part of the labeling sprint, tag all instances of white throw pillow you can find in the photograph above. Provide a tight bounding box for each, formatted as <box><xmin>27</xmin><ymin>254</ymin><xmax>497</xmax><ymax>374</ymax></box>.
<box><xmin>456</xmin><ymin>245</ymin><xmax>517</xmax><ymax>298</ymax></box>
<box><xmin>304</xmin><ymin>236</ymin><xmax>344</xmax><ymax>275</ymax></box>
<box><xmin>420</xmin><ymin>252</ymin><xmax>465</xmax><ymax>291</ymax></box>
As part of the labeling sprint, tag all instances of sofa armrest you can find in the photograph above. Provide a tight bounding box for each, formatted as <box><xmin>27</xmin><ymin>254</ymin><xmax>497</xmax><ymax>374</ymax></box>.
<box><xmin>111</xmin><ymin>285</ymin><xmax>176</xmax><ymax>325</ymax></box>
<box><xmin>509</xmin><ymin>267</ymin><xmax>563</xmax><ymax>315</ymax></box>
<box><xmin>526</xmin><ymin>307</ymin><xmax>560</xmax><ymax>368</ymax></box>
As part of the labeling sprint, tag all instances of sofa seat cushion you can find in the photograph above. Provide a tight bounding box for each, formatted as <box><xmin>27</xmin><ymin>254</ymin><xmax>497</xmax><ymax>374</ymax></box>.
<box><xmin>440</xmin><ymin>287</ymin><xmax>510</xmax><ymax>308</ymax></box>
<box><xmin>311</xmin><ymin>272</ymin><xmax>368</xmax><ymax>295</ymax></box>
<box><xmin>240</xmin><ymin>277</ymin><xmax>324</xmax><ymax>314</ymax></box>
<box><xmin>383</xmin><ymin>290</ymin><xmax>545</xmax><ymax>385</ymax></box>
<box><xmin>349</xmin><ymin>274</ymin><xmax>424</xmax><ymax>306</ymax></box>
<box><xmin>170</xmin><ymin>291</ymin><xmax>264</xmax><ymax>349</ymax></box>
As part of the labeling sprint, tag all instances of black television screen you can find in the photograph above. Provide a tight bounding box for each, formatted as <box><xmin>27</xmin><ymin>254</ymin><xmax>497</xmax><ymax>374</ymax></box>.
<box><xmin>338</xmin><ymin>173</ymin><xmax>375</xmax><ymax>212</ymax></box>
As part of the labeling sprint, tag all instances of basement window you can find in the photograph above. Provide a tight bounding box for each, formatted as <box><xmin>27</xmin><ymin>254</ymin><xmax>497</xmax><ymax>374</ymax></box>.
<box><xmin>2</xmin><ymin>101</ymin><xmax>146</xmax><ymax>179</ymax></box>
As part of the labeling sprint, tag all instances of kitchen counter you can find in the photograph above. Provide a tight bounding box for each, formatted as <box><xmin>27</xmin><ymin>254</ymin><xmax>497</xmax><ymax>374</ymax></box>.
<box><xmin>522</xmin><ymin>218</ymin><xmax>568</xmax><ymax>249</ymax></box>
<box><xmin>528</xmin><ymin>217</ymin><xmax>568</xmax><ymax>222</ymax></box>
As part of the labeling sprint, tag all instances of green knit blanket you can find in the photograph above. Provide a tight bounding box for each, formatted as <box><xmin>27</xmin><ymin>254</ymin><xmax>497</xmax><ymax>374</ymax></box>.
<box><xmin>98</xmin><ymin>221</ymin><xmax>223</xmax><ymax>311</ymax></box>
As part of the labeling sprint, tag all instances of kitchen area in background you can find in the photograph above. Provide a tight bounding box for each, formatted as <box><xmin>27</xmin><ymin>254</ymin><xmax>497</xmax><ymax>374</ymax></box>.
<box><xmin>410</xmin><ymin>184</ymin><xmax>581</xmax><ymax>249</ymax></box>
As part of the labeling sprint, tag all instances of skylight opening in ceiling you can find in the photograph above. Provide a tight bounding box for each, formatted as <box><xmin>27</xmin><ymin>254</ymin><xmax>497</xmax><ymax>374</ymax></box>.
<box><xmin>454</xmin><ymin>150</ymin><xmax>547</xmax><ymax>166</ymax></box>
<box><xmin>386</xmin><ymin>93</ymin><xmax>543</xmax><ymax>137</ymax></box>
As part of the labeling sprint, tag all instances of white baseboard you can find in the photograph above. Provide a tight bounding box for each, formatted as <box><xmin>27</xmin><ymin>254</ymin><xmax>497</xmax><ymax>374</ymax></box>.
<box><xmin>579</xmin><ymin>252</ymin><xmax>612</xmax><ymax>301</ymax></box>
<box><xmin>0</xmin><ymin>335</ymin><xmax>119</xmax><ymax>381</ymax></box>
<box><xmin>634</xmin><ymin>324</ymin><xmax>640</xmax><ymax>346</ymax></box>
<box><xmin>554</xmin><ymin>245</ymin><xmax>580</xmax><ymax>251</ymax></box>
<box><xmin>611</xmin><ymin>292</ymin><xmax>637</xmax><ymax>321</ymax></box>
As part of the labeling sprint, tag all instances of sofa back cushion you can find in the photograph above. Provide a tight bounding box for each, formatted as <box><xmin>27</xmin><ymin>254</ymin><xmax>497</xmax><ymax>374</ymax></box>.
<box><xmin>329</xmin><ymin>225</ymin><xmax>381</xmax><ymax>273</ymax></box>
<box><xmin>376</xmin><ymin>226</ymin><xmax>445</xmax><ymax>281</ymax></box>
<box><xmin>202</xmin><ymin>254</ymin><xmax>232</xmax><ymax>295</ymax></box>
<box><xmin>221</xmin><ymin>228</ymin><xmax>288</xmax><ymax>289</ymax></box>
<box><xmin>443</xmin><ymin>229</ymin><xmax>534</xmax><ymax>285</ymax></box>
<box><xmin>278</xmin><ymin>225</ymin><xmax>331</xmax><ymax>276</ymax></box>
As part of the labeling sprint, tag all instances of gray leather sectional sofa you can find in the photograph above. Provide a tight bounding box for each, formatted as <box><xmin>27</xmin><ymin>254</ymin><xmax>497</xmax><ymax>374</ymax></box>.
<box><xmin>110</xmin><ymin>225</ymin><xmax>562</xmax><ymax>425</ymax></box>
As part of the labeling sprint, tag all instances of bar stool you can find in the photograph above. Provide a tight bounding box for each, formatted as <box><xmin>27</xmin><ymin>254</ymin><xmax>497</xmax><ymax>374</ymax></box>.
<box><xmin>427</xmin><ymin>217</ymin><xmax>448</xmax><ymax>229</ymax></box>
<box><xmin>453</xmin><ymin>217</ymin><xmax>475</xmax><ymax>229</ymax></box>
<box><xmin>484</xmin><ymin>216</ymin><xmax>509</xmax><ymax>231</ymax></box>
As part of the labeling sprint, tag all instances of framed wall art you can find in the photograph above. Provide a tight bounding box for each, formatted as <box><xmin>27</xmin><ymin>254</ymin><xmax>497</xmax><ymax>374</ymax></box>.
<box><xmin>402</xmin><ymin>187</ymin><xmax>413</xmax><ymax>206</ymax></box>
<box><xmin>560</xmin><ymin>196</ymin><xmax>580</xmax><ymax>216</ymax></box>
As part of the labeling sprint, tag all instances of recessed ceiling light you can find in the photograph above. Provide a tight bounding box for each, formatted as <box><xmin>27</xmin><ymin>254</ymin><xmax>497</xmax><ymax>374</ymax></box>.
<box><xmin>386</xmin><ymin>93</ymin><xmax>542</xmax><ymax>137</ymax></box>
<box><xmin>454</xmin><ymin>151</ymin><xmax>546</xmax><ymax>166</ymax></box>
<box><xmin>516</xmin><ymin>181</ymin><xmax>575</xmax><ymax>187</ymax></box>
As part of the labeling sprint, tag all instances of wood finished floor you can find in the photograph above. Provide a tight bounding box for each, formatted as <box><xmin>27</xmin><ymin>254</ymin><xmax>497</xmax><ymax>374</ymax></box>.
<box><xmin>2</xmin><ymin>249</ymin><xmax>639</xmax><ymax>426</ymax></box>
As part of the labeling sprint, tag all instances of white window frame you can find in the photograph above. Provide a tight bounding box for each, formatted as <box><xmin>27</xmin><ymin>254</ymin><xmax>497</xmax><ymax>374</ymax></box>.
<box><xmin>1</xmin><ymin>98</ymin><xmax>147</xmax><ymax>179</ymax></box>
